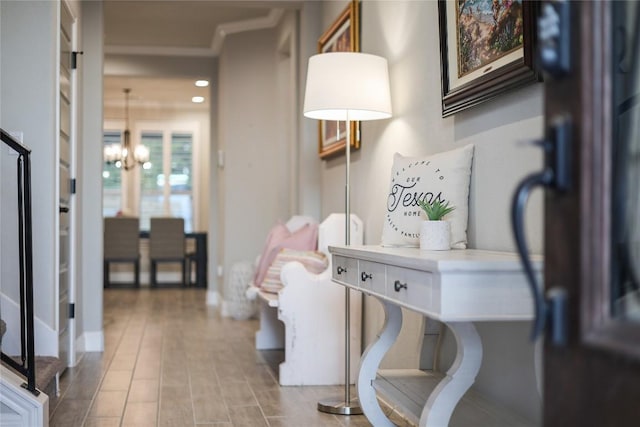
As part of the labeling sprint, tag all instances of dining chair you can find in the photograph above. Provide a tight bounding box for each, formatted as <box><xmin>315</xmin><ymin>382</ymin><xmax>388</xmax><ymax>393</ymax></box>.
<box><xmin>149</xmin><ymin>217</ymin><xmax>188</xmax><ymax>287</ymax></box>
<box><xmin>103</xmin><ymin>217</ymin><xmax>140</xmax><ymax>288</ymax></box>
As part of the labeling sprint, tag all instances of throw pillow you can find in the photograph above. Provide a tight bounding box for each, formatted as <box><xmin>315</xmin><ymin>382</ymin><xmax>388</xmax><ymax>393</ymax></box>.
<box><xmin>261</xmin><ymin>249</ymin><xmax>329</xmax><ymax>293</ymax></box>
<box><xmin>254</xmin><ymin>223</ymin><xmax>319</xmax><ymax>286</ymax></box>
<box><xmin>253</xmin><ymin>221</ymin><xmax>291</xmax><ymax>286</ymax></box>
<box><xmin>381</xmin><ymin>144</ymin><xmax>474</xmax><ymax>248</ymax></box>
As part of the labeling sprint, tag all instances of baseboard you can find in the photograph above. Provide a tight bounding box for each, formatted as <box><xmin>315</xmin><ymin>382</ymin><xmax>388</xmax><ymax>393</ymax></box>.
<box><xmin>207</xmin><ymin>290</ymin><xmax>220</xmax><ymax>307</ymax></box>
<box><xmin>68</xmin><ymin>334</ymin><xmax>86</xmax><ymax>368</ymax></box>
<box><xmin>80</xmin><ymin>331</ymin><xmax>104</xmax><ymax>352</ymax></box>
<box><xmin>220</xmin><ymin>299</ymin><xmax>230</xmax><ymax>317</ymax></box>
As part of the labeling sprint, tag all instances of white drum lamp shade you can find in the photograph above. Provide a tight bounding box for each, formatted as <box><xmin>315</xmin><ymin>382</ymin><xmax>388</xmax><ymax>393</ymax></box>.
<box><xmin>303</xmin><ymin>52</ymin><xmax>392</xmax><ymax>122</ymax></box>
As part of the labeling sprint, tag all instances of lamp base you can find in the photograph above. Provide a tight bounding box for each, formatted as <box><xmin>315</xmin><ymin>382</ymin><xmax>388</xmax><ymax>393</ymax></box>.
<box><xmin>317</xmin><ymin>397</ymin><xmax>363</xmax><ymax>415</ymax></box>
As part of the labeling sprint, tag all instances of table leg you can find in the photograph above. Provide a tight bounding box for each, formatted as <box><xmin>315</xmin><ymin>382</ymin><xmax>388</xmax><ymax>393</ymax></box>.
<box><xmin>420</xmin><ymin>321</ymin><xmax>482</xmax><ymax>426</ymax></box>
<box><xmin>357</xmin><ymin>298</ymin><xmax>402</xmax><ymax>427</ymax></box>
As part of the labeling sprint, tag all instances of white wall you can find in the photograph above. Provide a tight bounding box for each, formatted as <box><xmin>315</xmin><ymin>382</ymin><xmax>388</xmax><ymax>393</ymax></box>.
<box><xmin>0</xmin><ymin>1</ymin><xmax>59</xmax><ymax>339</ymax></box>
<box><xmin>79</xmin><ymin>0</ymin><xmax>104</xmax><ymax>352</ymax></box>
<box><xmin>303</xmin><ymin>0</ymin><xmax>544</xmax><ymax>422</ymax></box>
<box><xmin>209</xmin><ymin>62</ymin><xmax>221</xmax><ymax>303</ymax></box>
<box><xmin>276</xmin><ymin>11</ymin><xmax>299</xmax><ymax>216</ymax></box>
<box><xmin>0</xmin><ymin>135</ymin><xmax>21</xmax><ymax>306</ymax></box>
<box><xmin>218</xmin><ymin>27</ymin><xmax>298</xmax><ymax>305</ymax></box>
<box><xmin>298</xmin><ymin>3</ymin><xmax>322</xmax><ymax>219</ymax></box>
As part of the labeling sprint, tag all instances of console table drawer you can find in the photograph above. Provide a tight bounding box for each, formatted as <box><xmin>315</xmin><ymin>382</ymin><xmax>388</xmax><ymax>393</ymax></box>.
<box><xmin>333</xmin><ymin>255</ymin><xmax>358</xmax><ymax>284</ymax></box>
<box><xmin>358</xmin><ymin>260</ymin><xmax>386</xmax><ymax>294</ymax></box>
<box><xmin>386</xmin><ymin>266</ymin><xmax>433</xmax><ymax>311</ymax></box>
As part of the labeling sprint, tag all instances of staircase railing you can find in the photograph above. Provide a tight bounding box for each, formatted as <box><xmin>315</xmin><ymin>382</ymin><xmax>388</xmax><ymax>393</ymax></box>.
<box><xmin>0</xmin><ymin>128</ymin><xmax>38</xmax><ymax>395</ymax></box>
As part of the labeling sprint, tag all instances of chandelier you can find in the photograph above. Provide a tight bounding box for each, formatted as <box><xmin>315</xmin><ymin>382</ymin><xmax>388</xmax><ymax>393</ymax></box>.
<box><xmin>104</xmin><ymin>88</ymin><xmax>151</xmax><ymax>171</ymax></box>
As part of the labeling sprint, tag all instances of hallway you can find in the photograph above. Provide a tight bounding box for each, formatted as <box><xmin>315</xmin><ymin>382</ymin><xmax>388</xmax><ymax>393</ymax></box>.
<box><xmin>48</xmin><ymin>288</ymin><xmax>402</xmax><ymax>426</ymax></box>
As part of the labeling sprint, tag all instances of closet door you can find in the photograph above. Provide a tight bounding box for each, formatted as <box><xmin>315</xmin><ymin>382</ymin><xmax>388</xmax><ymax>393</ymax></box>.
<box><xmin>58</xmin><ymin>1</ymin><xmax>77</xmax><ymax>368</ymax></box>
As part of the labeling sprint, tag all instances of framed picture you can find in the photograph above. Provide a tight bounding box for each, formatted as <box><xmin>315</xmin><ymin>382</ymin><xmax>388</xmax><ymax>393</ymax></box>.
<box><xmin>438</xmin><ymin>0</ymin><xmax>540</xmax><ymax>117</ymax></box>
<box><xmin>317</xmin><ymin>0</ymin><xmax>360</xmax><ymax>159</ymax></box>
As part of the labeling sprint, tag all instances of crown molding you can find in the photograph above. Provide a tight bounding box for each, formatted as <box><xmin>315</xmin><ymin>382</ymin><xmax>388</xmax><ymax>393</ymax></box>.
<box><xmin>211</xmin><ymin>8</ymin><xmax>284</xmax><ymax>54</ymax></box>
<box><xmin>105</xmin><ymin>45</ymin><xmax>217</xmax><ymax>57</ymax></box>
<box><xmin>104</xmin><ymin>99</ymin><xmax>209</xmax><ymax>111</ymax></box>
<box><xmin>105</xmin><ymin>8</ymin><xmax>284</xmax><ymax>58</ymax></box>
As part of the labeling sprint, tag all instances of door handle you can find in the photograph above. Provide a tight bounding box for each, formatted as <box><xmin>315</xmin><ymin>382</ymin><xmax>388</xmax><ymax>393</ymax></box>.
<box><xmin>59</xmin><ymin>206</ymin><xmax>69</xmax><ymax>213</ymax></box>
<box><xmin>511</xmin><ymin>116</ymin><xmax>570</xmax><ymax>346</ymax></box>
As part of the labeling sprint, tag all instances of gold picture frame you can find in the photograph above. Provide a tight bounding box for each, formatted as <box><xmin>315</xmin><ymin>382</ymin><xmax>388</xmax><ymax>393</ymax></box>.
<box><xmin>317</xmin><ymin>0</ymin><xmax>360</xmax><ymax>159</ymax></box>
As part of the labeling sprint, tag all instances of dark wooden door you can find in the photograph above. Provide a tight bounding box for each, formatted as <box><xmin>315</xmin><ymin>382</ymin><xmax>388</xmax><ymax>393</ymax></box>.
<box><xmin>541</xmin><ymin>1</ymin><xmax>640</xmax><ymax>424</ymax></box>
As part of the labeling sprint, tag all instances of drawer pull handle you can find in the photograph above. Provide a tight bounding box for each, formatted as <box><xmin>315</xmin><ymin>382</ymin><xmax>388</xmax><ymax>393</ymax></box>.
<box><xmin>336</xmin><ymin>266</ymin><xmax>347</xmax><ymax>275</ymax></box>
<box><xmin>394</xmin><ymin>280</ymin><xmax>407</xmax><ymax>292</ymax></box>
<box><xmin>361</xmin><ymin>272</ymin><xmax>373</xmax><ymax>281</ymax></box>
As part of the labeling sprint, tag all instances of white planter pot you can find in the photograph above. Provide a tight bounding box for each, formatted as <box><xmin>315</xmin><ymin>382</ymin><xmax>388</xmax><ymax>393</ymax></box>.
<box><xmin>419</xmin><ymin>220</ymin><xmax>451</xmax><ymax>251</ymax></box>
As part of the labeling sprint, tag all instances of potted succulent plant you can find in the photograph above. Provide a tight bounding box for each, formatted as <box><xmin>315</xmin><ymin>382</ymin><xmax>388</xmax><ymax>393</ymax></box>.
<box><xmin>417</xmin><ymin>199</ymin><xmax>455</xmax><ymax>250</ymax></box>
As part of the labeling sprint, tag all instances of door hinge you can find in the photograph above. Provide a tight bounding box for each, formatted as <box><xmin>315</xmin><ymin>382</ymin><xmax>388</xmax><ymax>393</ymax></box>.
<box><xmin>69</xmin><ymin>303</ymin><xmax>75</xmax><ymax>319</ymax></box>
<box><xmin>71</xmin><ymin>51</ymin><xmax>84</xmax><ymax>70</ymax></box>
<box><xmin>70</xmin><ymin>178</ymin><xmax>76</xmax><ymax>194</ymax></box>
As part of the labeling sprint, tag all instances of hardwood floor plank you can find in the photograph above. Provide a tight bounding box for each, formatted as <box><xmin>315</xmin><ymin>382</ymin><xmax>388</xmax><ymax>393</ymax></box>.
<box><xmin>122</xmin><ymin>401</ymin><xmax>158</xmax><ymax>426</ymax></box>
<box><xmin>100</xmin><ymin>369</ymin><xmax>133</xmax><ymax>391</ymax></box>
<box><xmin>192</xmin><ymin>395</ymin><xmax>230</xmax><ymax>424</ymax></box>
<box><xmin>49</xmin><ymin>398</ymin><xmax>93</xmax><ymax>427</ymax></box>
<box><xmin>82</xmin><ymin>417</ymin><xmax>121</xmax><ymax>427</ymax></box>
<box><xmin>157</xmin><ymin>397</ymin><xmax>195</xmax><ymax>426</ymax></box>
<box><xmin>127</xmin><ymin>379</ymin><xmax>159</xmax><ymax>403</ymax></box>
<box><xmin>228</xmin><ymin>405</ymin><xmax>269</xmax><ymax>427</ymax></box>
<box><xmin>50</xmin><ymin>289</ymin><xmax>378</xmax><ymax>427</ymax></box>
<box><xmin>88</xmin><ymin>390</ymin><xmax>127</xmax><ymax>418</ymax></box>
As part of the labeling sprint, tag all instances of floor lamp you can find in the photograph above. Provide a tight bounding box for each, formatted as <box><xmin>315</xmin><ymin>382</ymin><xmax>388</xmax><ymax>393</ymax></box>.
<box><xmin>303</xmin><ymin>52</ymin><xmax>392</xmax><ymax>415</ymax></box>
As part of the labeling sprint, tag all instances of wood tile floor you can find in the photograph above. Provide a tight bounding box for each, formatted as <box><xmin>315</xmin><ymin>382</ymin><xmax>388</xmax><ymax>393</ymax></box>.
<box><xmin>49</xmin><ymin>288</ymin><xmax>411</xmax><ymax>427</ymax></box>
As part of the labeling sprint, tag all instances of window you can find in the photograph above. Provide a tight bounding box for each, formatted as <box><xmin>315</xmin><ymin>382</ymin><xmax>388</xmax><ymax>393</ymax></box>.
<box><xmin>169</xmin><ymin>133</ymin><xmax>193</xmax><ymax>230</ymax></box>
<box><xmin>140</xmin><ymin>132</ymin><xmax>163</xmax><ymax>230</ymax></box>
<box><xmin>101</xmin><ymin>121</ymin><xmax>197</xmax><ymax>231</ymax></box>
<box><xmin>140</xmin><ymin>131</ymin><xmax>193</xmax><ymax>231</ymax></box>
<box><xmin>102</xmin><ymin>131</ymin><xmax>122</xmax><ymax>216</ymax></box>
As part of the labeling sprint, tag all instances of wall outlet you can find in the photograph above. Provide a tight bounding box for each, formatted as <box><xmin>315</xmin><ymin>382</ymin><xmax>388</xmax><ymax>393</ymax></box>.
<box><xmin>217</xmin><ymin>265</ymin><xmax>224</xmax><ymax>277</ymax></box>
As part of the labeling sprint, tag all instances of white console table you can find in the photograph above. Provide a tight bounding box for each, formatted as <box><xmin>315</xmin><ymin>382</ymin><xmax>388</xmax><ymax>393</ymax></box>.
<box><xmin>329</xmin><ymin>245</ymin><xmax>541</xmax><ymax>427</ymax></box>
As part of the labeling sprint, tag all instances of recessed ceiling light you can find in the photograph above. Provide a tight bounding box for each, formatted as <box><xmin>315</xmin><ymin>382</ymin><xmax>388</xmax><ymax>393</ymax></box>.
<box><xmin>192</xmin><ymin>96</ymin><xmax>205</xmax><ymax>103</ymax></box>
<box><xmin>195</xmin><ymin>80</ymin><xmax>209</xmax><ymax>87</ymax></box>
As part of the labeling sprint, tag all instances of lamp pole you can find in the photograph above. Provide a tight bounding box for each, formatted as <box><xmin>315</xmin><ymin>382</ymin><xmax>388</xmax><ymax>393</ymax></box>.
<box><xmin>317</xmin><ymin>111</ymin><xmax>362</xmax><ymax>415</ymax></box>
<box><xmin>344</xmin><ymin>114</ymin><xmax>352</xmax><ymax>409</ymax></box>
